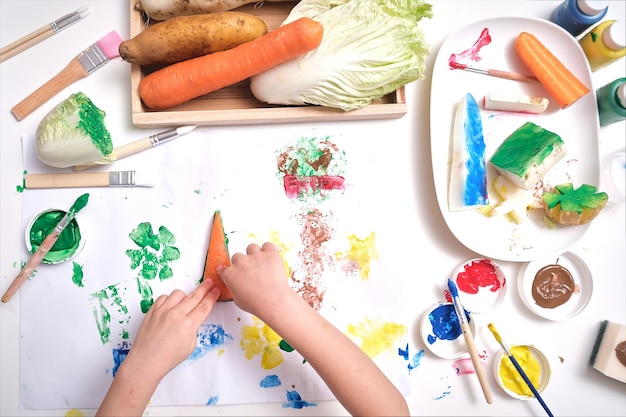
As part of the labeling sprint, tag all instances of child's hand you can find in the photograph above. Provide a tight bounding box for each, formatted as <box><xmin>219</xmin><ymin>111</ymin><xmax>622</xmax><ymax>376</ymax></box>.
<box><xmin>217</xmin><ymin>242</ymin><xmax>294</xmax><ymax>320</ymax></box>
<box><xmin>123</xmin><ymin>279</ymin><xmax>220</xmax><ymax>383</ymax></box>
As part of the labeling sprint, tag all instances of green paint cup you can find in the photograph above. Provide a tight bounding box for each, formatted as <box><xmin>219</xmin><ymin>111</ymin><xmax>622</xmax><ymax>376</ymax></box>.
<box><xmin>25</xmin><ymin>208</ymin><xmax>85</xmax><ymax>264</ymax></box>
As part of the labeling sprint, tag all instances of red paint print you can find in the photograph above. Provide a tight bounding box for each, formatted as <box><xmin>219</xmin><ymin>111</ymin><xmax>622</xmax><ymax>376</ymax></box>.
<box><xmin>283</xmin><ymin>174</ymin><xmax>345</xmax><ymax>199</ymax></box>
<box><xmin>456</xmin><ymin>259</ymin><xmax>503</xmax><ymax>294</ymax></box>
<box><xmin>448</xmin><ymin>27</ymin><xmax>492</xmax><ymax>69</ymax></box>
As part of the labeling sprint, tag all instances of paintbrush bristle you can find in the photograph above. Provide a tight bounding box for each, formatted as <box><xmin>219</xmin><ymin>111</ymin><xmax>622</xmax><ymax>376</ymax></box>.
<box><xmin>96</xmin><ymin>31</ymin><xmax>123</xmax><ymax>59</ymax></box>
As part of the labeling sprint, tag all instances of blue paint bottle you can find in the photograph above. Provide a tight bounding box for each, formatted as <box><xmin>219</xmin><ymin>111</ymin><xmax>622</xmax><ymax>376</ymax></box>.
<box><xmin>596</xmin><ymin>78</ymin><xmax>626</xmax><ymax>126</ymax></box>
<box><xmin>550</xmin><ymin>0</ymin><xmax>608</xmax><ymax>36</ymax></box>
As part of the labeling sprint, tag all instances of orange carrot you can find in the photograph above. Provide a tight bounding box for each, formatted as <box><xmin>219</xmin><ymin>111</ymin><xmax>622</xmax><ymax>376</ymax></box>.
<box><xmin>515</xmin><ymin>32</ymin><xmax>589</xmax><ymax>109</ymax></box>
<box><xmin>139</xmin><ymin>17</ymin><xmax>324</xmax><ymax>109</ymax></box>
<box><xmin>202</xmin><ymin>210</ymin><xmax>233</xmax><ymax>301</ymax></box>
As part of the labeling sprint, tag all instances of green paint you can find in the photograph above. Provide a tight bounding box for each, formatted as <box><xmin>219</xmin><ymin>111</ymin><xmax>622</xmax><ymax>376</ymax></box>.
<box><xmin>90</xmin><ymin>284</ymin><xmax>130</xmax><ymax>345</ymax></box>
<box><xmin>91</xmin><ymin>290</ymin><xmax>112</xmax><ymax>345</ymax></box>
<box><xmin>29</xmin><ymin>209</ymin><xmax>82</xmax><ymax>263</ymax></box>
<box><xmin>279</xmin><ymin>339</ymin><xmax>295</xmax><ymax>352</ymax></box>
<box><xmin>136</xmin><ymin>277</ymin><xmax>154</xmax><ymax>314</ymax></box>
<box><xmin>194</xmin><ymin>189</ymin><xmax>201</xmax><ymax>194</ymax></box>
<box><xmin>71</xmin><ymin>262</ymin><xmax>84</xmax><ymax>287</ymax></box>
<box><xmin>126</xmin><ymin>222</ymin><xmax>180</xmax><ymax>281</ymax></box>
<box><xmin>126</xmin><ymin>222</ymin><xmax>180</xmax><ymax>314</ymax></box>
<box><xmin>69</xmin><ymin>193</ymin><xmax>90</xmax><ymax>215</ymax></box>
<box><xmin>72</xmin><ymin>92</ymin><xmax>113</xmax><ymax>156</ymax></box>
<box><xmin>17</xmin><ymin>170</ymin><xmax>27</xmax><ymax>193</ymax></box>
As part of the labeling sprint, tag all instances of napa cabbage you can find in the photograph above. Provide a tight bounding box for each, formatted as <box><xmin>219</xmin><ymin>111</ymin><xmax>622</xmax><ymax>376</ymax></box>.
<box><xmin>250</xmin><ymin>0</ymin><xmax>433</xmax><ymax>111</ymax></box>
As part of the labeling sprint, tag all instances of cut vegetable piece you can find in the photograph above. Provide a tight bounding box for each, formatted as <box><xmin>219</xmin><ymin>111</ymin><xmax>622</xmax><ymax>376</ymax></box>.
<box><xmin>489</xmin><ymin>122</ymin><xmax>566</xmax><ymax>190</ymax></box>
<box><xmin>483</xmin><ymin>90</ymin><xmax>549</xmax><ymax>114</ymax></box>
<box><xmin>490</xmin><ymin>174</ymin><xmax>537</xmax><ymax>224</ymax></box>
<box><xmin>542</xmin><ymin>183</ymin><xmax>608</xmax><ymax>226</ymax></box>
<box><xmin>202</xmin><ymin>210</ymin><xmax>233</xmax><ymax>301</ymax></box>
<box><xmin>515</xmin><ymin>32</ymin><xmax>589</xmax><ymax>109</ymax></box>
<box><xmin>448</xmin><ymin>93</ymin><xmax>489</xmax><ymax>211</ymax></box>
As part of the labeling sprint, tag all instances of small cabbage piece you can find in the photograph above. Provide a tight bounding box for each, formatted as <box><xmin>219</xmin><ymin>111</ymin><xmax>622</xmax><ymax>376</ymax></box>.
<box><xmin>250</xmin><ymin>0</ymin><xmax>433</xmax><ymax>111</ymax></box>
<box><xmin>36</xmin><ymin>92</ymin><xmax>114</xmax><ymax>168</ymax></box>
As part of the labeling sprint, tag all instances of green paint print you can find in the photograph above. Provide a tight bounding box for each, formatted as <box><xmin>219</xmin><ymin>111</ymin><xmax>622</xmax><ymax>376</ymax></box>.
<box><xmin>71</xmin><ymin>262</ymin><xmax>84</xmax><ymax>287</ymax></box>
<box><xmin>276</xmin><ymin>135</ymin><xmax>347</xmax><ymax>203</ymax></box>
<box><xmin>136</xmin><ymin>277</ymin><xmax>154</xmax><ymax>314</ymax></box>
<box><xmin>90</xmin><ymin>284</ymin><xmax>130</xmax><ymax>345</ymax></box>
<box><xmin>125</xmin><ymin>222</ymin><xmax>180</xmax><ymax>281</ymax></box>
<box><xmin>125</xmin><ymin>222</ymin><xmax>180</xmax><ymax>314</ymax></box>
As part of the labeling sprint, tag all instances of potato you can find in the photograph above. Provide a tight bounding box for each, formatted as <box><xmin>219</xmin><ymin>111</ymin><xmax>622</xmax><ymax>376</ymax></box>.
<box><xmin>119</xmin><ymin>12</ymin><xmax>268</xmax><ymax>66</ymax></box>
<box><xmin>134</xmin><ymin>0</ymin><xmax>291</xmax><ymax>21</ymax></box>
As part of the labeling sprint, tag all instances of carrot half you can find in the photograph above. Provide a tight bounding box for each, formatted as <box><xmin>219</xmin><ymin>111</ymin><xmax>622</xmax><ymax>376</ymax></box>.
<box><xmin>515</xmin><ymin>32</ymin><xmax>589</xmax><ymax>109</ymax></box>
<box><xmin>202</xmin><ymin>210</ymin><xmax>233</xmax><ymax>301</ymax></box>
<box><xmin>139</xmin><ymin>17</ymin><xmax>324</xmax><ymax>109</ymax></box>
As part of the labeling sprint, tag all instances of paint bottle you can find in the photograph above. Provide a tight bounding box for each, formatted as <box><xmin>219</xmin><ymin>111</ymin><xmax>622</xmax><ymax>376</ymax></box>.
<box><xmin>596</xmin><ymin>77</ymin><xmax>626</xmax><ymax>126</ymax></box>
<box><xmin>579</xmin><ymin>20</ymin><xmax>626</xmax><ymax>71</ymax></box>
<box><xmin>550</xmin><ymin>0</ymin><xmax>608</xmax><ymax>37</ymax></box>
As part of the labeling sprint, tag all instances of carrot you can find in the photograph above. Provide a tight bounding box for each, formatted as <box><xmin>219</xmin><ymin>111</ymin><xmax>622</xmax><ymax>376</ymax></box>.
<box><xmin>202</xmin><ymin>210</ymin><xmax>233</xmax><ymax>301</ymax></box>
<box><xmin>515</xmin><ymin>32</ymin><xmax>589</xmax><ymax>109</ymax></box>
<box><xmin>139</xmin><ymin>17</ymin><xmax>324</xmax><ymax>109</ymax></box>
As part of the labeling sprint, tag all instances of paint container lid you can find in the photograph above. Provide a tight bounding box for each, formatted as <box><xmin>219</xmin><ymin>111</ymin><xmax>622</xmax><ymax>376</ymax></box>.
<box><xmin>25</xmin><ymin>208</ymin><xmax>85</xmax><ymax>264</ymax></box>
<box><xmin>492</xmin><ymin>344</ymin><xmax>551</xmax><ymax>400</ymax></box>
<box><xmin>419</xmin><ymin>302</ymin><xmax>476</xmax><ymax>359</ymax></box>
<box><xmin>603</xmin><ymin>20</ymin><xmax>626</xmax><ymax>51</ymax></box>
<box><xmin>451</xmin><ymin>258</ymin><xmax>507</xmax><ymax>313</ymax></box>
<box><xmin>517</xmin><ymin>252</ymin><xmax>593</xmax><ymax>321</ymax></box>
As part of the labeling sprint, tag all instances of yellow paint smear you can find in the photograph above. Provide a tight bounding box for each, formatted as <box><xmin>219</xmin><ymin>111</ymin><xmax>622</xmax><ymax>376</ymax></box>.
<box><xmin>240</xmin><ymin>316</ymin><xmax>284</xmax><ymax>369</ymax></box>
<box><xmin>346</xmin><ymin>317</ymin><xmax>406</xmax><ymax>358</ymax></box>
<box><xmin>335</xmin><ymin>232</ymin><xmax>378</xmax><ymax>280</ymax></box>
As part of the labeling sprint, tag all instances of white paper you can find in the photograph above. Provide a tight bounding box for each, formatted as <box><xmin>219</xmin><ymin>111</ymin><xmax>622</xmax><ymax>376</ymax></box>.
<box><xmin>19</xmin><ymin>126</ymin><xmax>410</xmax><ymax>410</ymax></box>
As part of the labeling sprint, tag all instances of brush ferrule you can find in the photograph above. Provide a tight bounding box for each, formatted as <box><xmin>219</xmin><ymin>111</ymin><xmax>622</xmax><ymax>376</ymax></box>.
<box><xmin>150</xmin><ymin>128</ymin><xmax>178</xmax><ymax>146</ymax></box>
<box><xmin>77</xmin><ymin>45</ymin><xmax>108</xmax><ymax>74</ymax></box>
<box><xmin>109</xmin><ymin>171</ymin><xmax>136</xmax><ymax>187</ymax></box>
<box><xmin>50</xmin><ymin>10</ymin><xmax>84</xmax><ymax>33</ymax></box>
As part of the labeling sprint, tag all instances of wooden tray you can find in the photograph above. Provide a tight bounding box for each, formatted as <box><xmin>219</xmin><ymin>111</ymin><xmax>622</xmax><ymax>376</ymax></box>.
<box><xmin>129</xmin><ymin>1</ymin><xmax>407</xmax><ymax>128</ymax></box>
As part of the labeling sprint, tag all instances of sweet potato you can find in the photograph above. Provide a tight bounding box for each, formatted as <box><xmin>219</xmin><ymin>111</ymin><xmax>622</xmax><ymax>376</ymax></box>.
<box><xmin>134</xmin><ymin>0</ymin><xmax>291</xmax><ymax>21</ymax></box>
<box><xmin>119</xmin><ymin>12</ymin><xmax>268</xmax><ymax>66</ymax></box>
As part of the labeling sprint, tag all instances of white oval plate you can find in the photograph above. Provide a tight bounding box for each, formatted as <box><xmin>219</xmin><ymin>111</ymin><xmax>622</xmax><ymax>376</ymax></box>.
<box><xmin>430</xmin><ymin>17</ymin><xmax>599</xmax><ymax>262</ymax></box>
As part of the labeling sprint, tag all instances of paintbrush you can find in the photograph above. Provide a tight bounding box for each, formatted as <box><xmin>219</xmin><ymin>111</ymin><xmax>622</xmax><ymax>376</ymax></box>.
<box><xmin>450</xmin><ymin>61</ymin><xmax>538</xmax><ymax>83</ymax></box>
<box><xmin>24</xmin><ymin>171</ymin><xmax>154</xmax><ymax>189</ymax></box>
<box><xmin>448</xmin><ymin>279</ymin><xmax>493</xmax><ymax>404</ymax></box>
<box><xmin>488</xmin><ymin>323</ymin><xmax>554</xmax><ymax>416</ymax></box>
<box><xmin>73</xmin><ymin>125</ymin><xmax>198</xmax><ymax>171</ymax></box>
<box><xmin>1</xmin><ymin>193</ymin><xmax>89</xmax><ymax>303</ymax></box>
<box><xmin>0</xmin><ymin>6</ymin><xmax>90</xmax><ymax>63</ymax></box>
<box><xmin>11</xmin><ymin>30</ymin><xmax>123</xmax><ymax>120</ymax></box>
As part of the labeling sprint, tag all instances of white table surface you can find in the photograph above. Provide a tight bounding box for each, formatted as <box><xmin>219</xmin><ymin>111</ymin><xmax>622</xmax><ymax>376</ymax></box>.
<box><xmin>1</xmin><ymin>1</ymin><xmax>625</xmax><ymax>416</ymax></box>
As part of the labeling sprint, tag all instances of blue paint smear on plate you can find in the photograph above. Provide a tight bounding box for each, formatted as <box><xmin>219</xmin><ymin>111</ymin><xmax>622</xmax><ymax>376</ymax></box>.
<box><xmin>283</xmin><ymin>390</ymin><xmax>317</xmax><ymax>409</ymax></box>
<box><xmin>206</xmin><ymin>395</ymin><xmax>219</xmax><ymax>405</ymax></box>
<box><xmin>260</xmin><ymin>375</ymin><xmax>282</xmax><ymax>388</ymax></box>
<box><xmin>462</xmin><ymin>92</ymin><xmax>488</xmax><ymax>207</ymax></box>
<box><xmin>188</xmin><ymin>323</ymin><xmax>233</xmax><ymax>360</ymax></box>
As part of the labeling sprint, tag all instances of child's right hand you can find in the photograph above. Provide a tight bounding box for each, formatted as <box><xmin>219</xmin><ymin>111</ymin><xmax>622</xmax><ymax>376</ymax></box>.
<box><xmin>217</xmin><ymin>242</ymin><xmax>294</xmax><ymax>320</ymax></box>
